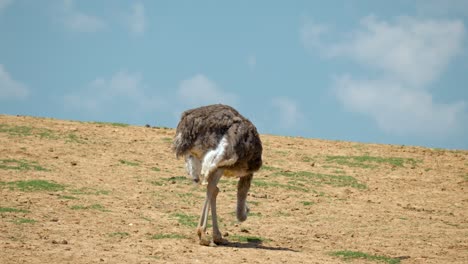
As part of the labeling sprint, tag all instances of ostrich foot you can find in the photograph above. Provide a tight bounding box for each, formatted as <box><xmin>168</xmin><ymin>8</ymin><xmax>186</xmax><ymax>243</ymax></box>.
<box><xmin>213</xmin><ymin>237</ymin><xmax>228</xmax><ymax>245</ymax></box>
<box><xmin>197</xmin><ymin>228</ymin><xmax>211</xmax><ymax>246</ymax></box>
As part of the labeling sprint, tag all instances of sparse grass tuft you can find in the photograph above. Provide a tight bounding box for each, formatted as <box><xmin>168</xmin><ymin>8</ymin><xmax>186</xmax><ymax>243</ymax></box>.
<box><xmin>275</xmin><ymin>171</ymin><xmax>367</xmax><ymax>189</ymax></box>
<box><xmin>330</xmin><ymin>250</ymin><xmax>401</xmax><ymax>264</ymax></box>
<box><xmin>151</xmin><ymin>167</ymin><xmax>161</xmax><ymax>172</ymax></box>
<box><xmin>0</xmin><ymin>124</ymin><xmax>59</xmax><ymax>139</ymax></box>
<box><xmin>261</xmin><ymin>165</ymin><xmax>281</xmax><ymax>171</ymax></box>
<box><xmin>275</xmin><ymin>150</ymin><xmax>289</xmax><ymax>156</ymax></box>
<box><xmin>169</xmin><ymin>176</ymin><xmax>187</xmax><ymax>181</ymax></box>
<box><xmin>150</xmin><ymin>233</ymin><xmax>186</xmax><ymax>240</ymax></box>
<box><xmin>69</xmin><ymin>187</ymin><xmax>109</xmax><ymax>195</ymax></box>
<box><xmin>119</xmin><ymin>160</ymin><xmax>140</xmax><ymax>166</ymax></box>
<box><xmin>167</xmin><ymin>176</ymin><xmax>190</xmax><ymax>185</ymax></box>
<box><xmin>92</xmin><ymin>121</ymin><xmax>129</xmax><ymax>127</ymax></box>
<box><xmin>58</xmin><ymin>195</ymin><xmax>78</xmax><ymax>200</ymax></box>
<box><xmin>0</xmin><ymin>180</ymin><xmax>65</xmax><ymax>192</ymax></box>
<box><xmin>66</xmin><ymin>133</ymin><xmax>86</xmax><ymax>144</ymax></box>
<box><xmin>301</xmin><ymin>156</ymin><xmax>314</xmax><ymax>162</ymax></box>
<box><xmin>0</xmin><ymin>207</ymin><xmax>30</xmax><ymax>213</ymax></box>
<box><xmin>326</xmin><ymin>155</ymin><xmax>420</xmax><ymax>169</ymax></box>
<box><xmin>0</xmin><ymin>159</ymin><xmax>48</xmax><ymax>171</ymax></box>
<box><xmin>70</xmin><ymin>204</ymin><xmax>108</xmax><ymax>212</ymax></box>
<box><xmin>162</xmin><ymin>137</ymin><xmax>172</xmax><ymax>143</ymax></box>
<box><xmin>253</xmin><ymin>179</ymin><xmax>310</xmax><ymax>192</ymax></box>
<box><xmin>37</xmin><ymin>129</ymin><xmax>58</xmax><ymax>139</ymax></box>
<box><xmin>171</xmin><ymin>213</ymin><xmax>197</xmax><ymax>227</ymax></box>
<box><xmin>109</xmin><ymin>232</ymin><xmax>130</xmax><ymax>238</ymax></box>
<box><xmin>301</xmin><ymin>201</ymin><xmax>314</xmax><ymax>206</ymax></box>
<box><xmin>12</xmin><ymin>218</ymin><xmax>37</xmax><ymax>224</ymax></box>
<box><xmin>150</xmin><ymin>180</ymin><xmax>164</xmax><ymax>186</ymax></box>
<box><xmin>176</xmin><ymin>192</ymin><xmax>199</xmax><ymax>205</ymax></box>
<box><xmin>248</xmin><ymin>212</ymin><xmax>262</xmax><ymax>217</ymax></box>
<box><xmin>0</xmin><ymin>124</ymin><xmax>33</xmax><ymax>136</ymax></box>
<box><xmin>461</xmin><ymin>174</ymin><xmax>468</xmax><ymax>181</ymax></box>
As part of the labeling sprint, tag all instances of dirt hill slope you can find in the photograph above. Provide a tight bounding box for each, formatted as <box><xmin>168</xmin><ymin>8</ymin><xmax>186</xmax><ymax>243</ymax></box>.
<box><xmin>0</xmin><ymin>114</ymin><xmax>467</xmax><ymax>264</ymax></box>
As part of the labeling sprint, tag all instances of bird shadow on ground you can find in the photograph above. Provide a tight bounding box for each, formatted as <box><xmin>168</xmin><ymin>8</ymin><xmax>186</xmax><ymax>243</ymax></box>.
<box><xmin>219</xmin><ymin>240</ymin><xmax>298</xmax><ymax>252</ymax></box>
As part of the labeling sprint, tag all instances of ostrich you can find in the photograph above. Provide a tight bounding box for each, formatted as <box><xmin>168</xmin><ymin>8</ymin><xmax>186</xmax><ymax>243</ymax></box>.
<box><xmin>173</xmin><ymin>104</ymin><xmax>263</xmax><ymax>245</ymax></box>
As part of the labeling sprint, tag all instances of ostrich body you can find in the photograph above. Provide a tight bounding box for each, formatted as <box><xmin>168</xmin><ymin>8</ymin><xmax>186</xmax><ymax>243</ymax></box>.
<box><xmin>173</xmin><ymin>104</ymin><xmax>263</xmax><ymax>245</ymax></box>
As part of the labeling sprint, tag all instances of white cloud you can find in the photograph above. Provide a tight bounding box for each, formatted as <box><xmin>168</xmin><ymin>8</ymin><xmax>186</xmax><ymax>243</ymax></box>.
<box><xmin>62</xmin><ymin>0</ymin><xmax>106</xmax><ymax>32</ymax></box>
<box><xmin>64</xmin><ymin>70</ymin><xmax>164</xmax><ymax>113</ymax></box>
<box><xmin>0</xmin><ymin>64</ymin><xmax>29</xmax><ymax>100</ymax></box>
<box><xmin>128</xmin><ymin>2</ymin><xmax>146</xmax><ymax>35</ymax></box>
<box><xmin>271</xmin><ymin>97</ymin><xmax>304</xmax><ymax>128</ymax></box>
<box><xmin>327</xmin><ymin>16</ymin><xmax>465</xmax><ymax>87</ymax></box>
<box><xmin>177</xmin><ymin>74</ymin><xmax>237</xmax><ymax>107</ymax></box>
<box><xmin>335</xmin><ymin>75</ymin><xmax>466</xmax><ymax>136</ymax></box>
<box><xmin>302</xmin><ymin>16</ymin><xmax>467</xmax><ymax>137</ymax></box>
<box><xmin>247</xmin><ymin>55</ymin><xmax>256</xmax><ymax>71</ymax></box>
<box><xmin>0</xmin><ymin>0</ymin><xmax>12</xmax><ymax>11</ymax></box>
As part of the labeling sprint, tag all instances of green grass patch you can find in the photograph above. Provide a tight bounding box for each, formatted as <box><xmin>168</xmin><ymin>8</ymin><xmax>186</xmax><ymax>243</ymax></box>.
<box><xmin>162</xmin><ymin>137</ymin><xmax>172</xmax><ymax>143</ymax></box>
<box><xmin>171</xmin><ymin>213</ymin><xmax>197</xmax><ymax>227</ymax></box>
<box><xmin>150</xmin><ymin>233</ymin><xmax>186</xmax><ymax>240</ymax></box>
<box><xmin>274</xmin><ymin>150</ymin><xmax>289</xmax><ymax>156</ymax></box>
<box><xmin>150</xmin><ymin>180</ymin><xmax>164</xmax><ymax>186</ymax></box>
<box><xmin>0</xmin><ymin>124</ymin><xmax>33</xmax><ymax>136</ymax></box>
<box><xmin>461</xmin><ymin>174</ymin><xmax>468</xmax><ymax>181</ymax></box>
<box><xmin>332</xmin><ymin>170</ymin><xmax>346</xmax><ymax>174</ymax></box>
<box><xmin>69</xmin><ymin>187</ymin><xmax>109</xmax><ymax>195</ymax></box>
<box><xmin>301</xmin><ymin>201</ymin><xmax>314</xmax><ymax>206</ymax></box>
<box><xmin>176</xmin><ymin>192</ymin><xmax>194</xmax><ymax>198</ymax></box>
<box><xmin>66</xmin><ymin>133</ymin><xmax>86</xmax><ymax>144</ymax></box>
<box><xmin>168</xmin><ymin>176</ymin><xmax>187</xmax><ymax>181</ymax></box>
<box><xmin>167</xmin><ymin>176</ymin><xmax>191</xmax><ymax>185</ymax></box>
<box><xmin>261</xmin><ymin>165</ymin><xmax>281</xmax><ymax>171</ymax></box>
<box><xmin>252</xmin><ymin>179</ymin><xmax>310</xmax><ymax>192</ymax></box>
<box><xmin>301</xmin><ymin>156</ymin><xmax>314</xmax><ymax>162</ymax></box>
<box><xmin>151</xmin><ymin>167</ymin><xmax>161</xmax><ymax>172</ymax></box>
<box><xmin>140</xmin><ymin>216</ymin><xmax>152</xmax><ymax>222</ymax></box>
<box><xmin>11</xmin><ymin>218</ymin><xmax>37</xmax><ymax>224</ymax></box>
<box><xmin>0</xmin><ymin>159</ymin><xmax>48</xmax><ymax>171</ymax></box>
<box><xmin>275</xmin><ymin>171</ymin><xmax>367</xmax><ymax>189</ymax></box>
<box><xmin>70</xmin><ymin>204</ymin><xmax>108</xmax><ymax>212</ymax></box>
<box><xmin>177</xmin><ymin>192</ymin><xmax>199</xmax><ymax>205</ymax></box>
<box><xmin>92</xmin><ymin>121</ymin><xmax>129</xmax><ymax>127</ymax></box>
<box><xmin>248</xmin><ymin>212</ymin><xmax>262</xmax><ymax>217</ymax></box>
<box><xmin>109</xmin><ymin>232</ymin><xmax>130</xmax><ymax>238</ymax></box>
<box><xmin>0</xmin><ymin>180</ymin><xmax>65</xmax><ymax>192</ymax></box>
<box><xmin>249</xmin><ymin>201</ymin><xmax>260</xmax><ymax>206</ymax></box>
<box><xmin>58</xmin><ymin>195</ymin><xmax>78</xmax><ymax>200</ymax></box>
<box><xmin>326</xmin><ymin>155</ymin><xmax>420</xmax><ymax>169</ymax></box>
<box><xmin>229</xmin><ymin>234</ymin><xmax>268</xmax><ymax>243</ymax></box>
<box><xmin>330</xmin><ymin>250</ymin><xmax>400</xmax><ymax>264</ymax></box>
<box><xmin>37</xmin><ymin>129</ymin><xmax>58</xmax><ymax>139</ymax></box>
<box><xmin>0</xmin><ymin>207</ymin><xmax>30</xmax><ymax>213</ymax></box>
<box><xmin>119</xmin><ymin>160</ymin><xmax>140</xmax><ymax>166</ymax></box>
<box><xmin>275</xmin><ymin>211</ymin><xmax>291</xmax><ymax>217</ymax></box>
<box><xmin>0</xmin><ymin>124</ymin><xmax>58</xmax><ymax>139</ymax></box>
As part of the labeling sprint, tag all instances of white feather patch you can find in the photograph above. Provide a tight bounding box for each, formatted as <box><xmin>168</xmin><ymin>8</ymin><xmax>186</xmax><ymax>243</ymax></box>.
<box><xmin>201</xmin><ymin>136</ymin><xmax>228</xmax><ymax>184</ymax></box>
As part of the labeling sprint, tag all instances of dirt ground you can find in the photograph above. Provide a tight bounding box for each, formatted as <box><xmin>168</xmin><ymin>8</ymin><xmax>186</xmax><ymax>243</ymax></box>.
<box><xmin>0</xmin><ymin>114</ymin><xmax>467</xmax><ymax>264</ymax></box>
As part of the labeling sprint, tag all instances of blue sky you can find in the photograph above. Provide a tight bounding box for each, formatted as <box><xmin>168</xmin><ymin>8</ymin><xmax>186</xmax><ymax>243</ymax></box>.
<box><xmin>1</xmin><ymin>0</ymin><xmax>467</xmax><ymax>149</ymax></box>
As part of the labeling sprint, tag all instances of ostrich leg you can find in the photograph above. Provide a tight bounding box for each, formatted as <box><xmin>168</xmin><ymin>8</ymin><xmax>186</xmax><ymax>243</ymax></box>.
<box><xmin>210</xmin><ymin>180</ymin><xmax>223</xmax><ymax>244</ymax></box>
<box><xmin>197</xmin><ymin>169</ymin><xmax>223</xmax><ymax>245</ymax></box>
